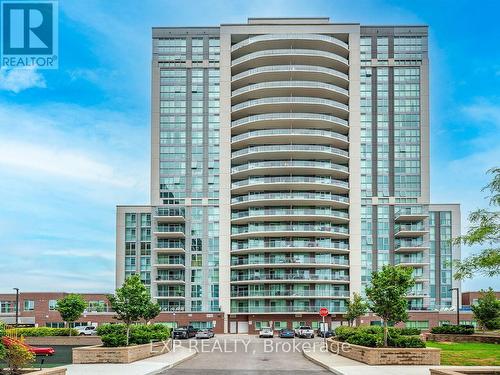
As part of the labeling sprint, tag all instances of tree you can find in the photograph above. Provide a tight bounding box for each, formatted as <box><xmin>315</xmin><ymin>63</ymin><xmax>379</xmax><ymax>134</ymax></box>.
<box><xmin>108</xmin><ymin>274</ymin><xmax>161</xmax><ymax>345</ymax></box>
<box><xmin>453</xmin><ymin>167</ymin><xmax>500</xmax><ymax>279</ymax></box>
<box><xmin>471</xmin><ymin>288</ymin><xmax>500</xmax><ymax>330</ymax></box>
<box><xmin>143</xmin><ymin>301</ymin><xmax>161</xmax><ymax>324</ymax></box>
<box><xmin>365</xmin><ymin>265</ymin><xmax>415</xmax><ymax>347</ymax></box>
<box><xmin>56</xmin><ymin>294</ymin><xmax>87</xmax><ymax>335</ymax></box>
<box><xmin>345</xmin><ymin>292</ymin><xmax>368</xmax><ymax>326</ymax></box>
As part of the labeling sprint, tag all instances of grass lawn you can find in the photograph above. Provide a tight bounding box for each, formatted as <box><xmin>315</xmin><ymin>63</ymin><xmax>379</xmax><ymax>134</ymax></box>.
<box><xmin>426</xmin><ymin>341</ymin><xmax>500</xmax><ymax>366</ymax></box>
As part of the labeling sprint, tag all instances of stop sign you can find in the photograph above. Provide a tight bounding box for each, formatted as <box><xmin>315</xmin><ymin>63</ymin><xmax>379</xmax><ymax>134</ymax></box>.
<box><xmin>319</xmin><ymin>307</ymin><xmax>329</xmax><ymax>317</ymax></box>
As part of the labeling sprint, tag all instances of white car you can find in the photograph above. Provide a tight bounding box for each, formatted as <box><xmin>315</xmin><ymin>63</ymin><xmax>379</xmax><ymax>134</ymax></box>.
<box><xmin>295</xmin><ymin>326</ymin><xmax>315</xmax><ymax>338</ymax></box>
<box><xmin>195</xmin><ymin>329</ymin><xmax>215</xmax><ymax>339</ymax></box>
<box><xmin>75</xmin><ymin>326</ymin><xmax>97</xmax><ymax>336</ymax></box>
<box><xmin>259</xmin><ymin>327</ymin><xmax>274</xmax><ymax>338</ymax></box>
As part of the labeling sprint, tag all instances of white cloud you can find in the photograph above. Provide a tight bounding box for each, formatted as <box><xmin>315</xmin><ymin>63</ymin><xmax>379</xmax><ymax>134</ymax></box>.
<box><xmin>41</xmin><ymin>249</ymin><xmax>115</xmax><ymax>261</ymax></box>
<box><xmin>462</xmin><ymin>100</ymin><xmax>500</xmax><ymax>126</ymax></box>
<box><xmin>0</xmin><ymin>68</ymin><xmax>46</xmax><ymax>93</ymax></box>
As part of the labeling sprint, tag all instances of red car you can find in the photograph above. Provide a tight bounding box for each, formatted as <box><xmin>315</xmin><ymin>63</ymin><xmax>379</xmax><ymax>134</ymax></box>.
<box><xmin>2</xmin><ymin>336</ymin><xmax>55</xmax><ymax>356</ymax></box>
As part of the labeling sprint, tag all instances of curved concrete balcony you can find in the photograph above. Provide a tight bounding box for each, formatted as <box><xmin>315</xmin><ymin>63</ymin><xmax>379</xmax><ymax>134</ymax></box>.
<box><xmin>154</xmin><ymin>208</ymin><xmax>185</xmax><ymax>223</ymax></box>
<box><xmin>230</xmin><ymin>273</ymin><xmax>350</xmax><ymax>284</ymax></box>
<box><xmin>395</xmin><ymin>207</ymin><xmax>428</xmax><ymax>222</ymax></box>
<box><xmin>153</xmin><ymin>230</ymin><xmax>185</xmax><ymax>238</ymax></box>
<box><xmin>231</xmin><ymin>33</ymin><xmax>349</xmax><ymax>56</ymax></box>
<box><xmin>231</xmin><ymin>49</ymin><xmax>349</xmax><ymax>74</ymax></box>
<box><xmin>231</xmin><ymin>112</ymin><xmax>348</xmax><ymax>134</ymax></box>
<box><xmin>230</xmin><ymin>305</ymin><xmax>347</xmax><ymax>314</ymax></box>
<box><xmin>230</xmin><ymin>290</ymin><xmax>350</xmax><ymax>299</ymax></box>
<box><xmin>231</xmin><ymin>208</ymin><xmax>349</xmax><ymax>224</ymax></box>
<box><xmin>231</xmin><ymin>224</ymin><xmax>349</xmax><ymax>239</ymax></box>
<box><xmin>395</xmin><ymin>258</ymin><xmax>429</xmax><ymax>267</ymax></box>
<box><xmin>231</xmin><ymin>191</ymin><xmax>349</xmax><ymax>209</ymax></box>
<box><xmin>231</xmin><ymin>144</ymin><xmax>349</xmax><ymax>163</ymax></box>
<box><xmin>154</xmin><ymin>262</ymin><xmax>185</xmax><ymax>269</ymax></box>
<box><xmin>395</xmin><ymin>241</ymin><xmax>429</xmax><ymax>253</ymax></box>
<box><xmin>231</xmin><ymin>128</ymin><xmax>348</xmax><ymax>148</ymax></box>
<box><xmin>231</xmin><ymin>160</ymin><xmax>349</xmax><ymax>179</ymax></box>
<box><xmin>156</xmin><ymin>295</ymin><xmax>186</xmax><ymax>299</ymax></box>
<box><xmin>231</xmin><ymin>65</ymin><xmax>349</xmax><ymax>89</ymax></box>
<box><xmin>230</xmin><ymin>257</ymin><xmax>349</xmax><ymax>269</ymax></box>
<box><xmin>394</xmin><ymin>224</ymin><xmax>429</xmax><ymax>238</ymax></box>
<box><xmin>231</xmin><ymin>96</ymin><xmax>349</xmax><ymax>119</ymax></box>
<box><xmin>231</xmin><ymin>240</ymin><xmax>349</xmax><ymax>255</ymax></box>
<box><xmin>154</xmin><ymin>276</ymin><xmax>185</xmax><ymax>284</ymax></box>
<box><xmin>154</xmin><ymin>247</ymin><xmax>186</xmax><ymax>254</ymax></box>
<box><xmin>231</xmin><ymin>176</ymin><xmax>349</xmax><ymax>194</ymax></box>
<box><xmin>231</xmin><ymin>81</ymin><xmax>349</xmax><ymax>104</ymax></box>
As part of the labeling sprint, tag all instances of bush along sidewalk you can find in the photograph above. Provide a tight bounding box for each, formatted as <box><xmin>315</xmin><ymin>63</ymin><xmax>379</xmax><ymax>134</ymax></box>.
<box><xmin>97</xmin><ymin>323</ymin><xmax>171</xmax><ymax>347</ymax></box>
<box><xmin>334</xmin><ymin>326</ymin><xmax>426</xmax><ymax>348</ymax></box>
<box><xmin>5</xmin><ymin>327</ymin><xmax>78</xmax><ymax>337</ymax></box>
<box><xmin>430</xmin><ymin>324</ymin><xmax>475</xmax><ymax>335</ymax></box>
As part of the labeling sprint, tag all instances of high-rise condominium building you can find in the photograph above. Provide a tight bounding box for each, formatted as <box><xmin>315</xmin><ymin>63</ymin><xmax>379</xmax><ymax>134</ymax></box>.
<box><xmin>116</xmin><ymin>17</ymin><xmax>461</xmax><ymax>333</ymax></box>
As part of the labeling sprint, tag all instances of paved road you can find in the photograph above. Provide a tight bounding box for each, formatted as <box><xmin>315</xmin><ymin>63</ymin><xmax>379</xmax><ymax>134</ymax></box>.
<box><xmin>161</xmin><ymin>334</ymin><xmax>330</xmax><ymax>375</ymax></box>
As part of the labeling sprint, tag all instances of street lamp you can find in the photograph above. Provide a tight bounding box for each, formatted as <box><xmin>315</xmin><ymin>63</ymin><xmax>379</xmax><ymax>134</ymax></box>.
<box><xmin>13</xmin><ymin>288</ymin><xmax>19</xmax><ymax>327</ymax></box>
<box><xmin>449</xmin><ymin>287</ymin><xmax>460</xmax><ymax>325</ymax></box>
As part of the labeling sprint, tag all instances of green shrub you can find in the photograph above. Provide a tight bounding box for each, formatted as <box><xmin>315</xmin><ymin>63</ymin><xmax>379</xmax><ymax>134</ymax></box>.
<box><xmin>0</xmin><ymin>342</ymin><xmax>6</xmax><ymax>362</ymax></box>
<box><xmin>387</xmin><ymin>327</ymin><xmax>421</xmax><ymax>336</ymax></box>
<box><xmin>5</xmin><ymin>327</ymin><xmax>78</xmax><ymax>337</ymax></box>
<box><xmin>0</xmin><ymin>321</ymin><xmax>6</xmax><ymax>337</ymax></box>
<box><xmin>389</xmin><ymin>335</ymin><xmax>425</xmax><ymax>348</ymax></box>
<box><xmin>6</xmin><ymin>343</ymin><xmax>35</xmax><ymax>374</ymax></box>
<box><xmin>334</xmin><ymin>326</ymin><xmax>357</xmax><ymax>341</ymax></box>
<box><xmin>346</xmin><ymin>332</ymin><xmax>384</xmax><ymax>347</ymax></box>
<box><xmin>430</xmin><ymin>325</ymin><xmax>474</xmax><ymax>335</ymax></box>
<box><xmin>97</xmin><ymin>324</ymin><xmax>170</xmax><ymax>347</ymax></box>
<box><xmin>101</xmin><ymin>333</ymin><xmax>128</xmax><ymax>347</ymax></box>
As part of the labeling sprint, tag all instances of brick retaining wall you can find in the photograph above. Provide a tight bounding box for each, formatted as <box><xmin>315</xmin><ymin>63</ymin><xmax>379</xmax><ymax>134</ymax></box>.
<box><xmin>72</xmin><ymin>341</ymin><xmax>170</xmax><ymax>364</ymax></box>
<box><xmin>426</xmin><ymin>333</ymin><xmax>500</xmax><ymax>344</ymax></box>
<box><xmin>25</xmin><ymin>336</ymin><xmax>102</xmax><ymax>346</ymax></box>
<box><xmin>327</xmin><ymin>339</ymin><xmax>441</xmax><ymax>365</ymax></box>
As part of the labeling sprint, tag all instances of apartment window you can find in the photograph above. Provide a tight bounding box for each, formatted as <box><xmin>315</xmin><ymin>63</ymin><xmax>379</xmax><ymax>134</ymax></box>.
<box><xmin>24</xmin><ymin>300</ymin><xmax>34</xmax><ymax>311</ymax></box>
<box><xmin>274</xmin><ymin>321</ymin><xmax>287</xmax><ymax>330</ymax></box>
<box><xmin>125</xmin><ymin>213</ymin><xmax>136</xmax><ymax>227</ymax></box>
<box><xmin>48</xmin><ymin>300</ymin><xmax>57</xmax><ymax>311</ymax></box>
<box><xmin>439</xmin><ymin>320</ymin><xmax>450</xmax><ymax>326</ymax></box>
<box><xmin>405</xmin><ymin>320</ymin><xmax>429</xmax><ymax>330</ymax></box>
<box><xmin>191</xmin><ymin>300</ymin><xmax>202</xmax><ymax>312</ymax></box>
<box><xmin>0</xmin><ymin>301</ymin><xmax>14</xmax><ymax>313</ymax></box>
<box><xmin>255</xmin><ymin>321</ymin><xmax>270</xmax><ymax>330</ymax></box>
<box><xmin>46</xmin><ymin>322</ymin><xmax>65</xmax><ymax>328</ymax></box>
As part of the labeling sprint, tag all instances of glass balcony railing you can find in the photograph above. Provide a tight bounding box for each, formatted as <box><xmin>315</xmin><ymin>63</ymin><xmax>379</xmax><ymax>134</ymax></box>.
<box><xmin>155</xmin><ymin>275</ymin><xmax>185</xmax><ymax>281</ymax></box>
<box><xmin>232</xmin><ymin>96</ymin><xmax>349</xmax><ymax>112</ymax></box>
<box><xmin>231</xmin><ymin>144</ymin><xmax>349</xmax><ymax>158</ymax></box>
<box><xmin>395</xmin><ymin>224</ymin><xmax>427</xmax><ymax>232</ymax></box>
<box><xmin>231</xmin><ymin>257</ymin><xmax>349</xmax><ymax>266</ymax></box>
<box><xmin>231</xmin><ymin>239</ymin><xmax>349</xmax><ymax>251</ymax></box>
<box><xmin>232</xmin><ymin>176</ymin><xmax>349</xmax><ymax>188</ymax></box>
<box><xmin>395</xmin><ymin>257</ymin><xmax>426</xmax><ymax>265</ymax></box>
<box><xmin>156</xmin><ymin>225</ymin><xmax>185</xmax><ymax>233</ymax></box>
<box><xmin>231</xmin><ymin>128</ymin><xmax>348</xmax><ymax>143</ymax></box>
<box><xmin>231</xmin><ymin>65</ymin><xmax>349</xmax><ymax>83</ymax></box>
<box><xmin>231</xmin><ymin>33</ymin><xmax>349</xmax><ymax>52</ymax></box>
<box><xmin>230</xmin><ymin>305</ymin><xmax>347</xmax><ymax>313</ymax></box>
<box><xmin>155</xmin><ymin>208</ymin><xmax>185</xmax><ymax>217</ymax></box>
<box><xmin>231</xmin><ymin>208</ymin><xmax>349</xmax><ymax>219</ymax></box>
<box><xmin>231</xmin><ymin>112</ymin><xmax>348</xmax><ymax>128</ymax></box>
<box><xmin>231</xmin><ymin>290</ymin><xmax>350</xmax><ymax>298</ymax></box>
<box><xmin>231</xmin><ymin>49</ymin><xmax>349</xmax><ymax>67</ymax></box>
<box><xmin>231</xmin><ymin>224</ymin><xmax>349</xmax><ymax>235</ymax></box>
<box><xmin>231</xmin><ymin>273</ymin><xmax>349</xmax><ymax>282</ymax></box>
<box><xmin>395</xmin><ymin>206</ymin><xmax>428</xmax><ymax>217</ymax></box>
<box><xmin>157</xmin><ymin>291</ymin><xmax>185</xmax><ymax>297</ymax></box>
<box><xmin>231</xmin><ymin>192</ymin><xmax>349</xmax><ymax>205</ymax></box>
<box><xmin>156</xmin><ymin>258</ymin><xmax>185</xmax><ymax>265</ymax></box>
<box><xmin>232</xmin><ymin>81</ymin><xmax>349</xmax><ymax>97</ymax></box>
<box><xmin>395</xmin><ymin>240</ymin><xmax>427</xmax><ymax>249</ymax></box>
<box><xmin>231</xmin><ymin>160</ymin><xmax>348</xmax><ymax>174</ymax></box>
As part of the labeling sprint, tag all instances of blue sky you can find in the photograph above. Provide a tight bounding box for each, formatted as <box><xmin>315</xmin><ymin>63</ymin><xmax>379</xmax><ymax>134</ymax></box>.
<box><xmin>0</xmin><ymin>0</ymin><xmax>499</xmax><ymax>293</ymax></box>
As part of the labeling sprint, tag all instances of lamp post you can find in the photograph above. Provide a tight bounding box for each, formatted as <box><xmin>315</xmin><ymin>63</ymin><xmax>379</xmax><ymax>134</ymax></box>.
<box><xmin>13</xmin><ymin>288</ymin><xmax>19</xmax><ymax>327</ymax></box>
<box><xmin>450</xmin><ymin>287</ymin><xmax>460</xmax><ymax>325</ymax></box>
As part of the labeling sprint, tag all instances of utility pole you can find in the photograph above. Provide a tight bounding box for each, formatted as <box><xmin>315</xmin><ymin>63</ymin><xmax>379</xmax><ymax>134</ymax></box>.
<box><xmin>13</xmin><ymin>288</ymin><xmax>19</xmax><ymax>327</ymax></box>
<box><xmin>450</xmin><ymin>287</ymin><xmax>460</xmax><ymax>325</ymax></box>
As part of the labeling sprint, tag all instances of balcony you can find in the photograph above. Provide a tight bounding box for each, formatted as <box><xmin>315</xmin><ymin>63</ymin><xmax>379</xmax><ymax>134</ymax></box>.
<box><xmin>231</xmin><ymin>49</ymin><xmax>349</xmax><ymax>75</ymax></box>
<box><xmin>231</xmin><ymin>160</ymin><xmax>349</xmax><ymax>179</ymax></box>
<box><xmin>231</xmin><ymin>128</ymin><xmax>348</xmax><ymax>148</ymax></box>
<box><xmin>154</xmin><ymin>208</ymin><xmax>185</xmax><ymax>223</ymax></box>
<box><xmin>155</xmin><ymin>259</ymin><xmax>185</xmax><ymax>269</ymax></box>
<box><xmin>395</xmin><ymin>257</ymin><xmax>429</xmax><ymax>266</ymax></box>
<box><xmin>230</xmin><ymin>273</ymin><xmax>349</xmax><ymax>283</ymax></box>
<box><xmin>154</xmin><ymin>247</ymin><xmax>185</xmax><ymax>254</ymax></box>
<box><xmin>231</xmin><ymin>144</ymin><xmax>349</xmax><ymax>163</ymax></box>
<box><xmin>231</xmin><ymin>207</ymin><xmax>349</xmax><ymax>224</ymax></box>
<box><xmin>231</xmin><ymin>223</ymin><xmax>349</xmax><ymax>239</ymax></box>
<box><xmin>231</xmin><ymin>192</ymin><xmax>349</xmax><ymax>209</ymax></box>
<box><xmin>394</xmin><ymin>224</ymin><xmax>428</xmax><ymax>238</ymax></box>
<box><xmin>230</xmin><ymin>305</ymin><xmax>347</xmax><ymax>314</ymax></box>
<box><xmin>230</xmin><ymin>256</ymin><xmax>349</xmax><ymax>269</ymax></box>
<box><xmin>231</xmin><ymin>289</ymin><xmax>350</xmax><ymax>298</ymax></box>
<box><xmin>395</xmin><ymin>207</ymin><xmax>428</xmax><ymax>222</ymax></box>
<box><xmin>231</xmin><ymin>240</ymin><xmax>349</xmax><ymax>254</ymax></box>
<box><xmin>154</xmin><ymin>225</ymin><xmax>185</xmax><ymax>238</ymax></box>
<box><xmin>231</xmin><ymin>65</ymin><xmax>349</xmax><ymax>89</ymax></box>
<box><xmin>231</xmin><ymin>81</ymin><xmax>349</xmax><ymax>104</ymax></box>
<box><xmin>231</xmin><ymin>176</ymin><xmax>349</xmax><ymax>194</ymax></box>
<box><xmin>395</xmin><ymin>240</ymin><xmax>429</xmax><ymax>253</ymax></box>
<box><xmin>231</xmin><ymin>112</ymin><xmax>348</xmax><ymax>134</ymax></box>
<box><xmin>154</xmin><ymin>276</ymin><xmax>185</xmax><ymax>284</ymax></box>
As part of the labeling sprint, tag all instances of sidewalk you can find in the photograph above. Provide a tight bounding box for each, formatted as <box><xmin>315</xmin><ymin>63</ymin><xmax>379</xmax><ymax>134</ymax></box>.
<box><xmin>303</xmin><ymin>344</ymin><xmax>439</xmax><ymax>375</ymax></box>
<box><xmin>64</xmin><ymin>346</ymin><xmax>196</xmax><ymax>375</ymax></box>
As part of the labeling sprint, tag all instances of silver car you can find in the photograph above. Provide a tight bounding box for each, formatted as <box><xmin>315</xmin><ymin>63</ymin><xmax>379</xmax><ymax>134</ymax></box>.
<box><xmin>195</xmin><ymin>329</ymin><xmax>215</xmax><ymax>339</ymax></box>
<box><xmin>259</xmin><ymin>327</ymin><xmax>274</xmax><ymax>338</ymax></box>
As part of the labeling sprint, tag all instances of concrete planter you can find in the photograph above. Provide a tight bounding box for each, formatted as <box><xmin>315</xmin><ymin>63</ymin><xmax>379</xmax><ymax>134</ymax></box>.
<box><xmin>426</xmin><ymin>333</ymin><xmax>500</xmax><ymax>344</ymax></box>
<box><xmin>72</xmin><ymin>340</ymin><xmax>171</xmax><ymax>364</ymax></box>
<box><xmin>327</xmin><ymin>339</ymin><xmax>441</xmax><ymax>365</ymax></box>
<box><xmin>25</xmin><ymin>336</ymin><xmax>102</xmax><ymax>346</ymax></box>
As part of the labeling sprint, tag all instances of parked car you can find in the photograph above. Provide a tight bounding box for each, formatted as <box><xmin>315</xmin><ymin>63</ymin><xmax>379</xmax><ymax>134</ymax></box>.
<box><xmin>279</xmin><ymin>328</ymin><xmax>295</xmax><ymax>338</ymax></box>
<box><xmin>172</xmin><ymin>326</ymin><xmax>197</xmax><ymax>339</ymax></box>
<box><xmin>195</xmin><ymin>329</ymin><xmax>215</xmax><ymax>339</ymax></box>
<box><xmin>317</xmin><ymin>329</ymin><xmax>333</xmax><ymax>338</ymax></box>
<box><xmin>295</xmin><ymin>326</ymin><xmax>315</xmax><ymax>338</ymax></box>
<box><xmin>75</xmin><ymin>325</ymin><xmax>97</xmax><ymax>336</ymax></box>
<box><xmin>259</xmin><ymin>327</ymin><xmax>274</xmax><ymax>338</ymax></box>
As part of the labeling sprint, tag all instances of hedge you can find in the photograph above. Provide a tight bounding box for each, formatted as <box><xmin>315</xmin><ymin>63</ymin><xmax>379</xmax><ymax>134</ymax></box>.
<box><xmin>430</xmin><ymin>324</ymin><xmax>474</xmax><ymax>335</ymax></box>
<box><xmin>97</xmin><ymin>324</ymin><xmax>171</xmax><ymax>347</ymax></box>
<box><xmin>334</xmin><ymin>326</ymin><xmax>425</xmax><ymax>348</ymax></box>
<box><xmin>5</xmin><ymin>327</ymin><xmax>78</xmax><ymax>337</ymax></box>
